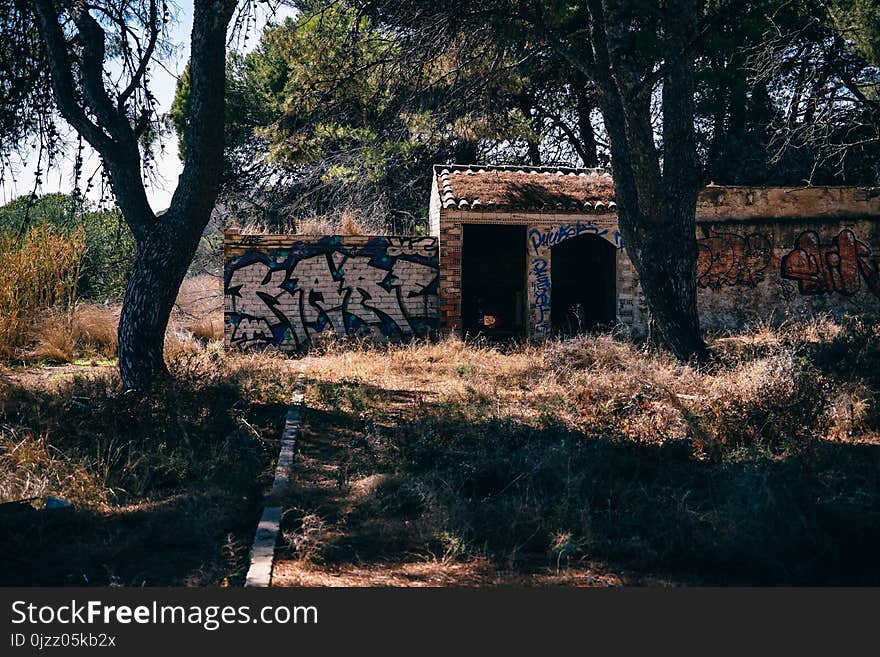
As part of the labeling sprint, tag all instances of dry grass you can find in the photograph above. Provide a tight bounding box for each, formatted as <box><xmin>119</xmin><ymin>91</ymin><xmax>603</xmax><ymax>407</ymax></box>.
<box><xmin>3</xmin><ymin>316</ymin><xmax>879</xmax><ymax>585</ymax></box>
<box><xmin>28</xmin><ymin>304</ymin><xmax>119</xmax><ymax>363</ymax></box>
<box><xmin>0</xmin><ymin>344</ymin><xmax>300</xmax><ymax>585</ymax></box>
<box><xmin>0</xmin><ymin>272</ymin><xmax>225</xmax><ymax>366</ymax></box>
<box><xmin>290</xmin><ymin>317</ymin><xmax>878</xmax><ymax>453</ymax></box>
<box><xmin>71</xmin><ymin>305</ymin><xmax>119</xmax><ymax>355</ymax></box>
<box><xmin>237</xmin><ymin>209</ymin><xmax>379</xmax><ymax>236</ymax></box>
<box><xmin>0</xmin><ymin>226</ymin><xmax>84</xmax><ymax>359</ymax></box>
<box><xmin>271</xmin><ymin>316</ymin><xmax>880</xmax><ymax>585</ymax></box>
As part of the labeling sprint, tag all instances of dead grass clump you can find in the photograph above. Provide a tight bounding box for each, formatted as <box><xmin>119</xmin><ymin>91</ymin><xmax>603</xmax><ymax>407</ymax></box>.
<box><xmin>283</xmin><ymin>513</ymin><xmax>330</xmax><ymax>564</ymax></box>
<box><xmin>338</xmin><ymin>211</ymin><xmax>365</xmax><ymax>235</ymax></box>
<box><xmin>0</xmin><ymin>344</ymin><xmax>302</xmax><ymax>506</ymax></box>
<box><xmin>0</xmin><ymin>225</ymin><xmax>84</xmax><ymax>359</ymax></box>
<box><xmin>0</xmin><ymin>430</ymin><xmax>103</xmax><ymax>507</ymax></box>
<box><xmin>164</xmin><ymin>330</ymin><xmax>206</xmax><ymax>360</ymax></box>
<box><xmin>71</xmin><ymin>305</ymin><xmax>118</xmax><ymax>356</ymax></box>
<box><xmin>692</xmin><ymin>353</ymin><xmax>831</xmax><ymax>456</ymax></box>
<box><xmin>190</xmin><ymin>317</ymin><xmax>224</xmax><ymax>341</ymax></box>
<box><xmin>238</xmin><ymin>210</ymin><xmax>380</xmax><ymax>236</ymax></box>
<box><xmin>29</xmin><ymin>312</ymin><xmax>78</xmax><ymax>364</ymax></box>
<box><xmin>172</xmin><ymin>274</ymin><xmax>223</xmax><ymax>343</ymax></box>
<box><xmin>27</xmin><ymin>304</ymin><xmax>118</xmax><ymax>363</ymax></box>
<box><xmin>292</xmin><ymin>216</ymin><xmax>337</xmax><ymax>235</ymax></box>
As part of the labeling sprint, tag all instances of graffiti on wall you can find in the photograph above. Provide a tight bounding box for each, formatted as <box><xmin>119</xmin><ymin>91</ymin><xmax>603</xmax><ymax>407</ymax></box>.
<box><xmin>528</xmin><ymin>221</ymin><xmax>623</xmax><ymax>255</ymax></box>
<box><xmin>526</xmin><ymin>221</ymin><xmax>623</xmax><ymax>335</ymax></box>
<box><xmin>225</xmin><ymin>236</ymin><xmax>439</xmax><ymax>349</ymax></box>
<box><xmin>696</xmin><ymin>231</ymin><xmax>774</xmax><ymax>289</ymax></box>
<box><xmin>781</xmin><ymin>229</ymin><xmax>880</xmax><ymax>298</ymax></box>
<box><xmin>531</xmin><ymin>257</ymin><xmax>551</xmax><ymax>335</ymax></box>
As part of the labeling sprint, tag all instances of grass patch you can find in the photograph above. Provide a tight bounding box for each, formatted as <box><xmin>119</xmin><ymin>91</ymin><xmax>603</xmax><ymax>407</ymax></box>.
<box><xmin>0</xmin><ymin>344</ymin><xmax>300</xmax><ymax>585</ymax></box>
<box><xmin>273</xmin><ymin>316</ymin><xmax>880</xmax><ymax>585</ymax></box>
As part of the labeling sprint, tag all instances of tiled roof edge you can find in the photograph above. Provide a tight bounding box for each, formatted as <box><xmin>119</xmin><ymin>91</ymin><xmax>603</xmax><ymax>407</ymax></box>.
<box><xmin>433</xmin><ymin>163</ymin><xmax>610</xmax><ymax>176</ymax></box>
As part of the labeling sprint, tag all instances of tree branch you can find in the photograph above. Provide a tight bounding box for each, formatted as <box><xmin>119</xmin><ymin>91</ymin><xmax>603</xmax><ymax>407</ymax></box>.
<box><xmin>31</xmin><ymin>0</ymin><xmax>114</xmax><ymax>151</ymax></box>
<box><xmin>118</xmin><ymin>0</ymin><xmax>159</xmax><ymax>111</ymax></box>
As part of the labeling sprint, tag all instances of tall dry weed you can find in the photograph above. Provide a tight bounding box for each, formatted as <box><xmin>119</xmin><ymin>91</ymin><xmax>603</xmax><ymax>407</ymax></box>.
<box><xmin>0</xmin><ymin>226</ymin><xmax>84</xmax><ymax>358</ymax></box>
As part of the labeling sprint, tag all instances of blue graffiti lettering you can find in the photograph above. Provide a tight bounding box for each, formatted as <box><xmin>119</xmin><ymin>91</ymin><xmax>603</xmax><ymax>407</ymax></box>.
<box><xmin>528</xmin><ymin>221</ymin><xmax>613</xmax><ymax>255</ymax></box>
<box><xmin>531</xmin><ymin>257</ymin><xmax>551</xmax><ymax>333</ymax></box>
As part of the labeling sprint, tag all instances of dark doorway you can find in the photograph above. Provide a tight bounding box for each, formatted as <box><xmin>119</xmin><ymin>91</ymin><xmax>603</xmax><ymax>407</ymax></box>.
<box><xmin>462</xmin><ymin>224</ymin><xmax>526</xmax><ymax>337</ymax></box>
<box><xmin>551</xmin><ymin>235</ymin><xmax>617</xmax><ymax>334</ymax></box>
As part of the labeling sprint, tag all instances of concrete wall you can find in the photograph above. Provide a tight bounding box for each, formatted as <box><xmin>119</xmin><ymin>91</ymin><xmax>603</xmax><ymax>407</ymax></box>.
<box><xmin>692</xmin><ymin>186</ymin><xmax>880</xmax><ymax>329</ymax></box>
<box><xmin>224</xmin><ymin>231</ymin><xmax>439</xmax><ymax>351</ymax></box>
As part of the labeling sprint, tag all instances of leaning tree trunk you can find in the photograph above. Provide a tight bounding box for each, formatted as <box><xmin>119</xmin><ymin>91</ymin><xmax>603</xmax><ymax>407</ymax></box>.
<box><xmin>594</xmin><ymin>83</ymin><xmax>707</xmax><ymax>360</ymax></box>
<box><xmin>117</xmin><ymin>222</ymin><xmax>204</xmax><ymax>389</ymax></box>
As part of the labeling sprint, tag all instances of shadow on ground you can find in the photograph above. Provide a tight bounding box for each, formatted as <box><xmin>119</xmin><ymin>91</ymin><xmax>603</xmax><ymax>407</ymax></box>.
<box><xmin>0</xmin><ymin>364</ymin><xmax>292</xmax><ymax>586</ymax></box>
<box><xmin>273</xmin><ymin>379</ymin><xmax>880</xmax><ymax>586</ymax></box>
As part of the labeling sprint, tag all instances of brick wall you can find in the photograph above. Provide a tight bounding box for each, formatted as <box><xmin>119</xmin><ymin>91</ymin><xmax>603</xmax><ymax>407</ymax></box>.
<box><xmin>224</xmin><ymin>231</ymin><xmax>439</xmax><ymax>351</ymax></box>
<box><xmin>431</xmin><ymin>186</ymin><xmax>880</xmax><ymax>337</ymax></box>
<box><xmin>224</xmin><ymin>186</ymin><xmax>880</xmax><ymax>350</ymax></box>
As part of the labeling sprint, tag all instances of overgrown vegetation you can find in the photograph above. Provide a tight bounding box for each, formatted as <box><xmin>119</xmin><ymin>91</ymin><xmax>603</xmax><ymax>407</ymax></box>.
<box><xmin>0</xmin><ymin>194</ymin><xmax>136</xmax><ymax>301</ymax></box>
<box><xmin>273</xmin><ymin>318</ymin><xmax>880</xmax><ymax>585</ymax></box>
<box><xmin>0</xmin><ymin>224</ymin><xmax>84</xmax><ymax>359</ymax></box>
<box><xmin>0</xmin><ymin>193</ymin><xmax>223</xmax><ymax>365</ymax></box>
<box><xmin>0</xmin><ymin>346</ymin><xmax>299</xmax><ymax>585</ymax></box>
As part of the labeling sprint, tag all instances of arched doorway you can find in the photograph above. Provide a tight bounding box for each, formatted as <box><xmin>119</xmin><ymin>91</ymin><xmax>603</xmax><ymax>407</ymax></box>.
<box><xmin>551</xmin><ymin>234</ymin><xmax>617</xmax><ymax>334</ymax></box>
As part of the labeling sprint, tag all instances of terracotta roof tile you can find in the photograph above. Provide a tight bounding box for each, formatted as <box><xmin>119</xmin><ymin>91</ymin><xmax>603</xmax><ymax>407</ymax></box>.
<box><xmin>434</xmin><ymin>164</ymin><xmax>616</xmax><ymax>213</ymax></box>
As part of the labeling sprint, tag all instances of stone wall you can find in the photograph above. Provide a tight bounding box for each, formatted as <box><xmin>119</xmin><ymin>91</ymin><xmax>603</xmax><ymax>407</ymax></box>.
<box><xmin>224</xmin><ymin>231</ymin><xmax>439</xmax><ymax>351</ymax></box>
<box><xmin>691</xmin><ymin>186</ymin><xmax>880</xmax><ymax>329</ymax></box>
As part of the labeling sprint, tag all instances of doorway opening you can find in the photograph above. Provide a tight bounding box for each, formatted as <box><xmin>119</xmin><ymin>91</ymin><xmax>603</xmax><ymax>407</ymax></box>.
<box><xmin>462</xmin><ymin>224</ymin><xmax>526</xmax><ymax>338</ymax></box>
<box><xmin>551</xmin><ymin>234</ymin><xmax>617</xmax><ymax>334</ymax></box>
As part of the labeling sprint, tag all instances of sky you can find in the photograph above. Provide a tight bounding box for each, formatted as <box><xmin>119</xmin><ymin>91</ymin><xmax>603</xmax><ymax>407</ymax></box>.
<box><xmin>0</xmin><ymin>2</ymin><xmax>297</xmax><ymax>212</ymax></box>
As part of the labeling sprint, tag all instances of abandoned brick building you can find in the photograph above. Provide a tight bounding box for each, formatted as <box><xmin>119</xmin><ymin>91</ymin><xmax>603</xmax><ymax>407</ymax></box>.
<box><xmin>224</xmin><ymin>164</ymin><xmax>880</xmax><ymax>350</ymax></box>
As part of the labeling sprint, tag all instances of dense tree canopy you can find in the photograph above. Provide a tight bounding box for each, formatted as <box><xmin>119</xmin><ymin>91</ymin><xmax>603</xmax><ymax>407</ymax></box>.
<box><xmin>174</xmin><ymin>0</ymin><xmax>878</xmax><ymax>234</ymax></box>
<box><xmin>172</xmin><ymin>4</ymin><xmax>609</xmax><ymax>230</ymax></box>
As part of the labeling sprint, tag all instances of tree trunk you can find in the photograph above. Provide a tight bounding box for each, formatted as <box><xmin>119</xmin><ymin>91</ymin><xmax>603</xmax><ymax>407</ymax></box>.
<box><xmin>517</xmin><ymin>96</ymin><xmax>543</xmax><ymax>165</ymax></box>
<box><xmin>454</xmin><ymin>140</ymin><xmax>478</xmax><ymax>163</ymax></box>
<box><xmin>526</xmin><ymin>137</ymin><xmax>542</xmax><ymax>166</ymax></box>
<box><xmin>115</xmin><ymin>1</ymin><xmax>232</xmax><ymax>389</ymax></box>
<box><xmin>619</xmin><ymin>211</ymin><xmax>706</xmax><ymax>360</ymax></box>
<box><xmin>117</xmin><ymin>221</ymin><xmax>203</xmax><ymax>389</ymax></box>
<box><xmin>582</xmin><ymin>0</ymin><xmax>707</xmax><ymax>361</ymax></box>
<box><xmin>575</xmin><ymin>85</ymin><xmax>599</xmax><ymax>168</ymax></box>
